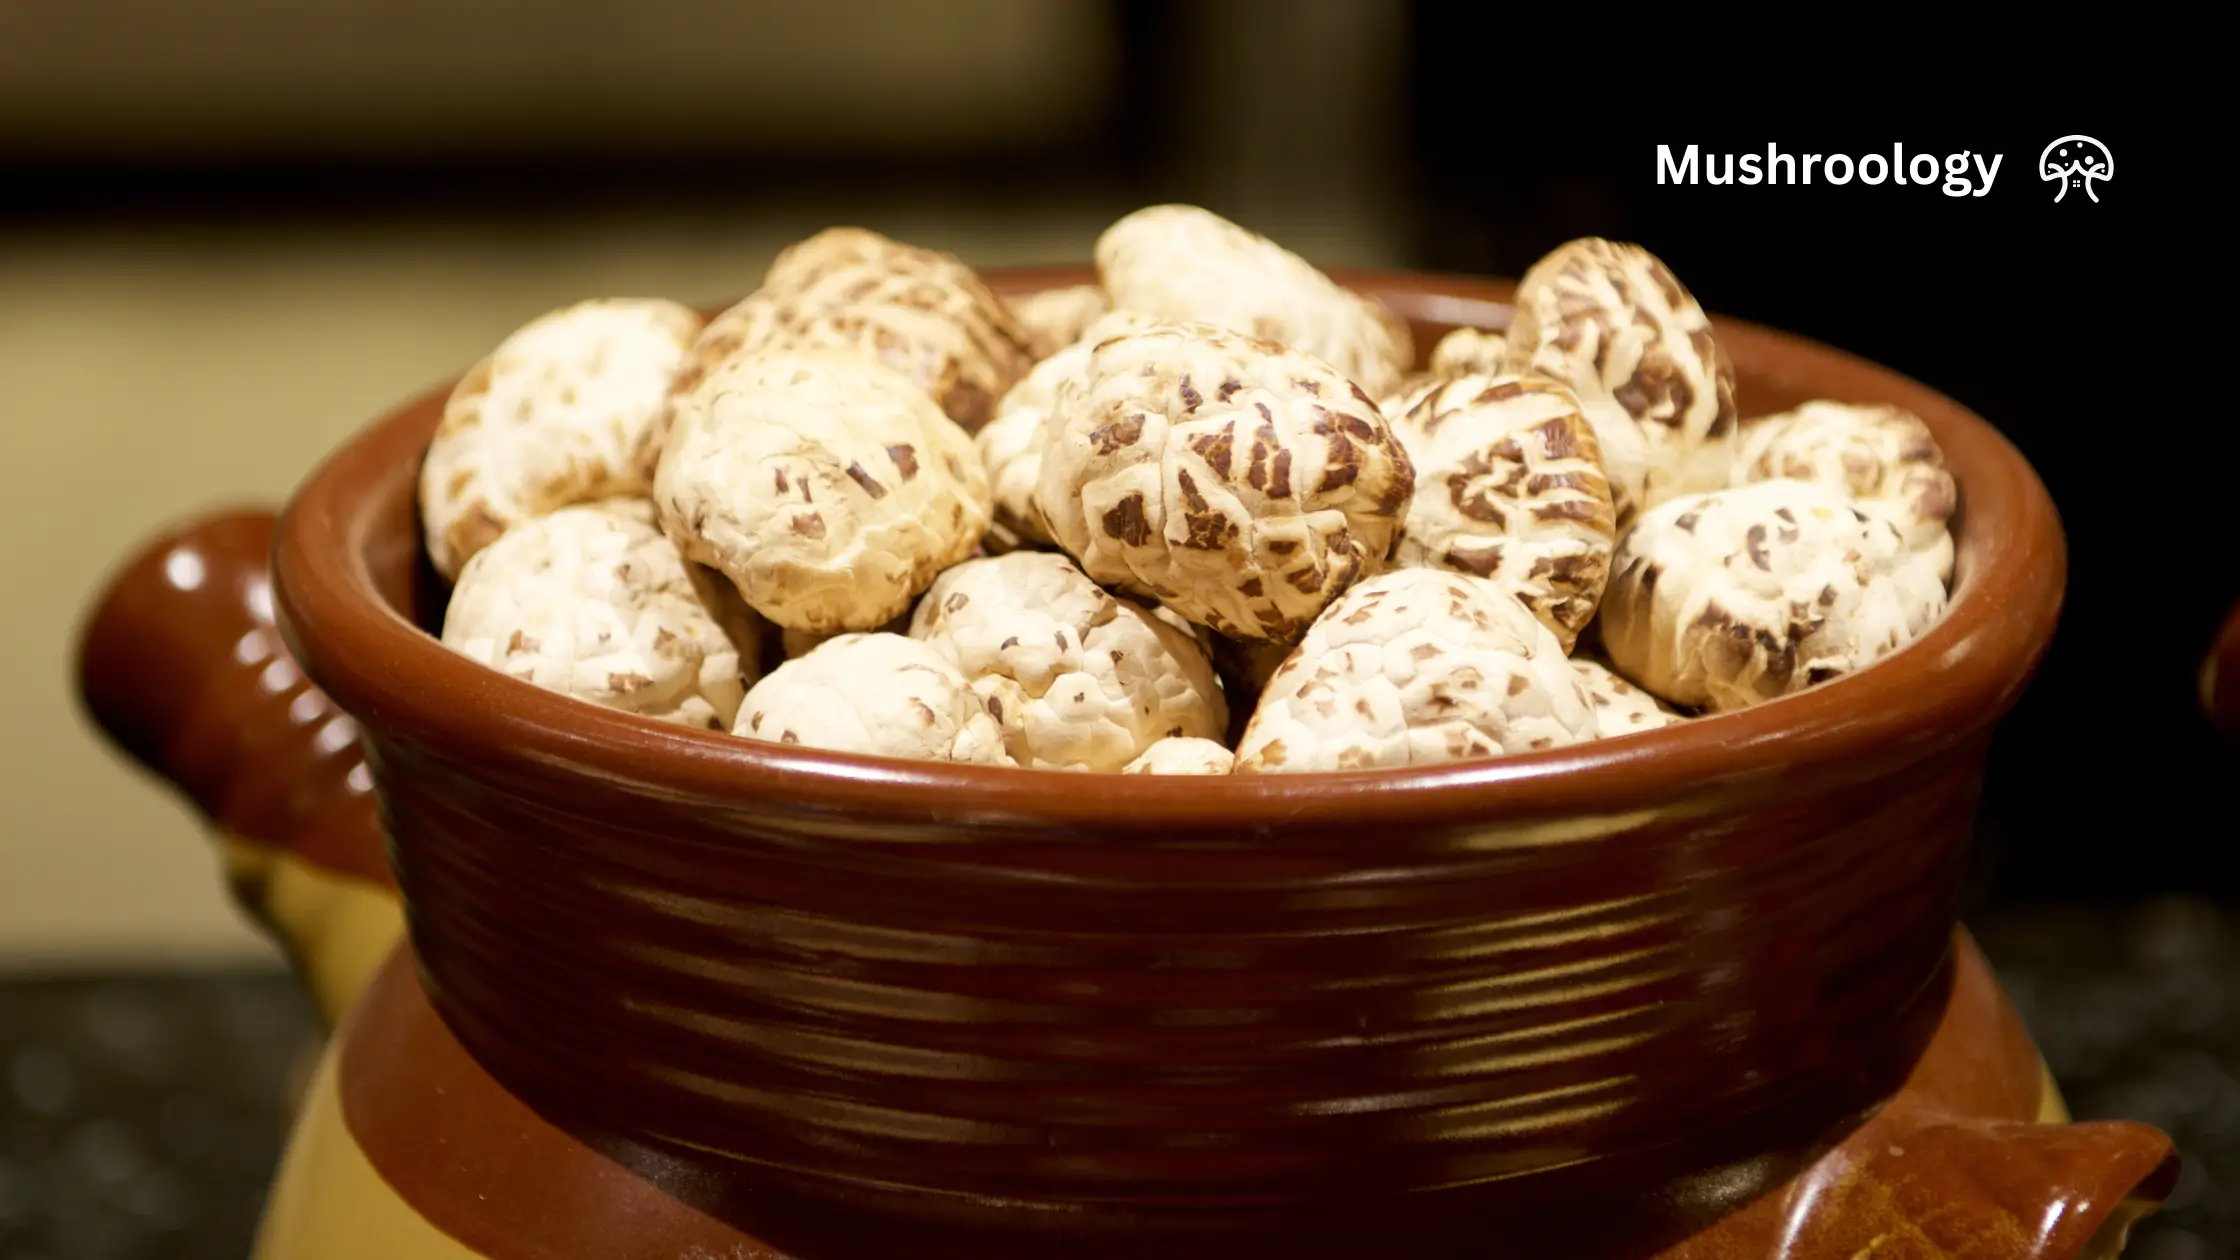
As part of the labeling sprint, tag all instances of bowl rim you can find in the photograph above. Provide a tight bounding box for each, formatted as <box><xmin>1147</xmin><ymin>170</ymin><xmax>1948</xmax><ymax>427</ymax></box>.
<box><xmin>271</xmin><ymin>267</ymin><xmax>2065</xmax><ymax>829</ymax></box>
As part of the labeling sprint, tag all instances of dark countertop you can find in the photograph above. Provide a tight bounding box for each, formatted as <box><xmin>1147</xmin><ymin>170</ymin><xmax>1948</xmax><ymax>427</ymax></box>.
<box><xmin>5</xmin><ymin>899</ymin><xmax>2235</xmax><ymax>1260</ymax></box>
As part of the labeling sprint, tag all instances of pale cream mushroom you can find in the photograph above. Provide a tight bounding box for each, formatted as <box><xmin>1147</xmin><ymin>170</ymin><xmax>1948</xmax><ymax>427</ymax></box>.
<box><xmin>1033</xmin><ymin>322</ymin><xmax>1415</xmax><ymax>643</ymax></box>
<box><xmin>1386</xmin><ymin>374</ymin><xmax>1618</xmax><ymax>652</ymax></box>
<box><xmin>655</xmin><ymin>349</ymin><xmax>992</xmax><ymax>635</ymax></box>
<box><xmin>908</xmin><ymin>552</ymin><xmax>1226</xmax><ymax>772</ymax></box>
<box><xmin>1096</xmin><ymin>204</ymin><xmax>1414</xmax><ymax>396</ymax></box>
<box><xmin>1570</xmin><ymin>656</ymin><xmax>1685</xmax><ymax>739</ymax></box>
<box><xmin>634</xmin><ymin>229</ymin><xmax>1034</xmax><ymax>479</ymax></box>
<box><xmin>439</xmin><ymin>499</ymin><xmax>756</xmax><ymax>730</ymax></box>
<box><xmin>1428</xmin><ymin>327</ymin><xmax>1509</xmax><ymax>379</ymax></box>
<box><xmin>1232</xmin><ymin>569</ymin><xmax>1596</xmax><ymax>773</ymax></box>
<box><xmin>977</xmin><ymin>310</ymin><xmax>1162</xmax><ymax>551</ymax></box>
<box><xmin>1123</xmin><ymin>737</ymin><xmax>1236</xmax><ymax>775</ymax></box>
<box><xmin>1505</xmin><ymin>238</ymin><xmax>1739</xmax><ymax>525</ymax></box>
<box><xmin>420</xmin><ymin>298</ymin><xmax>703</xmax><ymax>579</ymax></box>
<box><xmin>1730</xmin><ymin>400</ymin><xmax>1958</xmax><ymax>583</ymax></box>
<box><xmin>1596</xmin><ymin>480</ymin><xmax>1949</xmax><ymax>713</ymax></box>
<box><xmin>735</xmin><ymin>632</ymin><xmax>1021</xmax><ymax>765</ymax></box>
<box><xmin>1007</xmin><ymin>284</ymin><xmax>1111</xmax><ymax>360</ymax></box>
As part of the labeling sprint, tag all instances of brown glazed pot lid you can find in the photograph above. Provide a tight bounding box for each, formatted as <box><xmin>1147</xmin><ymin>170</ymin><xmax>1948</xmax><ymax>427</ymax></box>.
<box><xmin>265</xmin><ymin>269</ymin><xmax>2069</xmax><ymax>1242</ymax></box>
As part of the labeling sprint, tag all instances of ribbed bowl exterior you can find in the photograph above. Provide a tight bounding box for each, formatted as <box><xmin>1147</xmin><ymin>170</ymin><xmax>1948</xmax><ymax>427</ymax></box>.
<box><xmin>275</xmin><ymin>270</ymin><xmax>2065</xmax><ymax>1238</ymax></box>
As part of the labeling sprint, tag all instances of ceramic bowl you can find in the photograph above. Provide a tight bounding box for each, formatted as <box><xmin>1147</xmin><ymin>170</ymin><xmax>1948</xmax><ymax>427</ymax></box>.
<box><xmin>260</xmin><ymin>267</ymin><xmax>2066</xmax><ymax>1249</ymax></box>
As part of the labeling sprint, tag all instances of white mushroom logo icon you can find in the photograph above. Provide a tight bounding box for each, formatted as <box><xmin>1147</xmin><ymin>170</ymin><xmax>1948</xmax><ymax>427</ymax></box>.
<box><xmin>2040</xmin><ymin>136</ymin><xmax>2112</xmax><ymax>203</ymax></box>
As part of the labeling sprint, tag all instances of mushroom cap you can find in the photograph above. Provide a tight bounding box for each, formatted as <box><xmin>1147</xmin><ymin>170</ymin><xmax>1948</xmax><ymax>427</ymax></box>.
<box><xmin>1569</xmin><ymin>655</ymin><xmax>1685</xmax><ymax>739</ymax></box>
<box><xmin>654</xmin><ymin>349</ymin><xmax>992</xmax><ymax>634</ymax></box>
<box><xmin>978</xmin><ymin>310</ymin><xmax>1164</xmax><ymax>551</ymax></box>
<box><xmin>1427</xmin><ymin>327</ymin><xmax>1509</xmax><ymax>379</ymax></box>
<box><xmin>1095</xmin><ymin>204</ymin><xmax>1414</xmax><ymax>397</ymax></box>
<box><xmin>439</xmin><ymin>498</ymin><xmax>757</xmax><ymax>730</ymax></box>
<box><xmin>1007</xmin><ymin>283</ymin><xmax>1113</xmax><ymax>360</ymax></box>
<box><xmin>1386</xmin><ymin>374</ymin><xmax>1618</xmax><ymax>652</ymax></box>
<box><xmin>1122</xmin><ymin>737</ymin><xmax>1237</xmax><ymax>775</ymax></box>
<box><xmin>1232</xmin><ymin>568</ymin><xmax>1596</xmax><ymax>773</ymax></box>
<box><xmin>1596</xmin><ymin>480</ymin><xmax>1949</xmax><ymax>713</ymax></box>
<box><xmin>649</xmin><ymin>228</ymin><xmax>1033</xmax><ymax>462</ymax></box>
<box><xmin>1504</xmin><ymin>238</ymin><xmax>1739</xmax><ymax>523</ymax></box>
<box><xmin>735</xmin><ymin>632</ymin><xmax>1021</xmax><ymax>765</ymax></box>
<box><xmin>908</xmin><ymin>551</ymin><xmax>1227</xmax><ymax>771</ymax></box>
<box><xmin>1730</xmin><ymin>400</ymin><xmax>1958</xmax><ymax>583</ymax></box>
<box><xmin>419</xmin><ymin>297</ymin><xmax>704</xmax><ymax>579</ymax></box>
<box><xmin>1032</xmin><ymin>321</ymin><xmax>1415</xmax><ymax>643</ymax></box>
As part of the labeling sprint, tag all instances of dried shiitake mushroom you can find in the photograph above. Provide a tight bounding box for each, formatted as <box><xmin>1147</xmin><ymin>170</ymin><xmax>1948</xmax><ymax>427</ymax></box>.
<box><xmin>439</xmin><ymin>498</ymin><xmax>757</xmax><ymax>730</ymax></box>
<box><xmin>1505</xmin><ymin>238</ymin><xmax>1739</xmax><ymax>525</ymax></box>
<box><xmin>1385</xmin><ymin>374</ymin><xmax>1617</xmax><ymax>652</ymax></box>
<box><xmin>655</xmin><ymin>349</ymin><xmax>991</xmax><ymax>635</ymax></box>
<box><xmin>1232</xmin><ymin>568</ymin><xmax>1596</xmax><ymax>772</ymax></box>
<box><xmin>1097</xmin><ymin>204</ymin><xmax>1413</xmax><ymax>396</ymax></box>
<box><xmin>1033</xmin><ymin>321</ymin><xmax>1414</xmax><ymax>643</ymax></box>
<box><xmin>736</xmin><ymin>632</ymin><xmax>1021</xmax><ymax>765</ymax></box>
<box><xmin>1597</xmin><ymin>480</ymin><xmax>1948</xmax><ymax>712</ymax></box>
<box><xmin>420</xmin><ymin>298</ymin><xmax>703</xmax><ymax>579</ymax></box>
<box><xmin>1732</xmin><ymin>400</ymin><xmax>1958</xmax><ymax>583</ymax></box>
<box><xmin>909</xmin><ymin>551</ymin><xmax>1226</xmax><ymax>771</ymax></box>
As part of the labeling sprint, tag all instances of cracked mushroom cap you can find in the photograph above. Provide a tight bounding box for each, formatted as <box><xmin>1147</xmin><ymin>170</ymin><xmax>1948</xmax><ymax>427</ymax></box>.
<box><xmin>419</xmin><ymin>298</ymin><xmax>704</xmax><ymax>579</ymax></box>
<box><xmin>742</xmin><ymin>227</ymin><xmax>1034</xmax><ymax>430</ymax></box>
<box><xmin>735</xmin><ymin>632</ymin><xmax>1021</xmax><ymax>765</ymax></box>
<box><xmin>1123</xmin><ymin>737</ymin><xmax>1236</xmax><ymax>775</ymax></box>
<box><xmin>908</xmin><ymin>552</ymin><xmax>1227</xmax><ymax>771</ymax></box>
<box><xmin>1570</xmin><ymin>656</ymin><xmax>1685</xmax><ymax>739</ymax></box>
<box><xmin>1032</xmin><ymin>321</ymin><xmax>1415</xmax><ymax>642</ymax></box>
<box><xmin>1596</xmin><ymin>480</ymin><xmax>1949</xmax><ymax>713</ymax></box>
<box><xmin>1232</xmin><ymin>568</ymin><xmax>1596</xmax><ymax>773</ymax></box>
<box><xmin>1505</xmin><ymin>238</ymin><xmax>1739</xmax><ymax>523</ymax></box>
<box><xmin>1731</xmin><ymin>400</ymin><xmax>1959</xmax><ymax>583</ymax></box>
<box><xmin>978</xmin><ymin>310</ymin><xmax>1164</xmax><ymax>551</ymax></box>
<box><xmin>654</xmin><ymin>349</ymin><xmax>993</xmax><ymax>635</ymax></box>
<box><xmin>1386</xmin><ymin>374</ymin><xmax>1618</xmax><ymax>652</ymax></box>
<box><xmin>1095</xmin><ymin>205</ymin><xmax>1414</xmax><ymax>397</ymax></box>
<box><xmin>439</xmin><ymin>498</ymin><xmax>757</xmax><ymax>730</ymax></box>
<box><xmin>1007</xmin><ymin>284</ymin><xmax>1112</xmax><ymax>360</ymax></box>
<box><xmin>1428</xmin><ymin>327</ymin><xmax>1510</xmax><ymax>379</ymax></box>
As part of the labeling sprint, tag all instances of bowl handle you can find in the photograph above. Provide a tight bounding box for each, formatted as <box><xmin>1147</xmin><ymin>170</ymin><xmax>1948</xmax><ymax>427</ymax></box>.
<box><xmin>2205</xmin><ymin>596</ymin><xmax>2240</xmax><ymax>742</ymax></box>
<box><xmin>76</xmin><ymin>508</ymin><xmax>402</xmax><ymax>1027</ymax></box>
<box><xmin>1775</xmin><ymin>1116</ymin><xmax>2179</xmax><ymax>1259</ymax></box>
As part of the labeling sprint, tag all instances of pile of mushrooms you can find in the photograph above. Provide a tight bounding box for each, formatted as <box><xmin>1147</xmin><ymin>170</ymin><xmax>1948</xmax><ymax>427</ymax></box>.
<box><xmin>419</xmin><ymin>206</ymin><xmax>1958</xmax><ymax>774</ymax></box>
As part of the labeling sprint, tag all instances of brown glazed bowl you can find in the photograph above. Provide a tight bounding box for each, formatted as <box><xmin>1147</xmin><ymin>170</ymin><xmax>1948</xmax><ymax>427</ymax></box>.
<box><xmin>270</xmin><ymin>269</ymin><xmax>2066</xmax><ymax>1256</ymax></box>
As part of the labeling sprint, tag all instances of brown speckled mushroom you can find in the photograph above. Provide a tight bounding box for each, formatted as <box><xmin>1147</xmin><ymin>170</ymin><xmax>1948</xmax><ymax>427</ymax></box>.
<box><xmin>654</xmin><ymin>349</ymin><xmax>991</xmax><ymax>635</ymax></box>
<box><xmin>440</xmin><ymin>498</ymin><xmax>758</xmax><ymax>730</ymax></box>
<box><xmin>1505</xmin><ymin>238</ymin><xmax>1739</xmax><ymax>525</ymax></box>
<box><xmin>634</xmin><ymin>228</ymin><xmax>1034</xmax><ymax>479</ymax></box>
<box><xmin>1731</xmin><ymin>400</ymin><xmax>1959</xmax><ymax>584</ymax></box>
<box><xmin>909</xmin><ymin>552</ymin><xmax>1227</xmax><ymax>771</ymax></box>
<box><xmin>1596</xmin><ymin>480</ymin><xmax>1949</xmax><ymax>713</ymax></box>
<box><xmin>1123</xmin><ymin>737</ymin><xmax>1236</xmax><ymax>775</ymax></box>
<box><xmin>735</xmin><ymin>632</ymin><xmax>1022</xmax><ymax>765</ymax></box>
<box><xmin>1428</xmin><ymin>327</ymin><xmax>1509</xmax><ymax>379</ymax></box>
<box><xmin>1007</xmin><ymin>284</ymin><xmax>1112</xmax><ymax>360</ymax></box>
<box><xmin>976</xmin><ymin>310</ymin><xmax>1163</xmax><ymax>552</ymax></box>
<box><xmin>1232</xmin><ymin>568</ymin><xmax>1595</xmax><ymax>772</ymax></box>
<box><xmin>419</xmin><ymin>298</ymin><xmax>704</xmax><ymax>579</ymax></box>
<box><xmin>1096</xmin><ymin>204</ymin><xmax>1414</xmax><ymax>397</ymax></box>
<box><xmin>1032</xmin><ymin>321</ymin><xmax>1415</xmax><ymax>643</ymax></box>
<box><xmin>1570</xmin><ymin>655</ymin><xmax>1686</xmax><ymax>739</ymax></box>
<box><xmin>1385</xmin><ymin>374</ymin><xmax>1618</xmax><ymax>652</ymax></box>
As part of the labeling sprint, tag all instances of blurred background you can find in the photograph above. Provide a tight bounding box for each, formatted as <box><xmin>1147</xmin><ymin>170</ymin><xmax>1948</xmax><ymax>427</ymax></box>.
<box><xmin>1</xmin><ymin>2</ymin><xmax>2219</xmax><ymax>1256</ymax></box>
